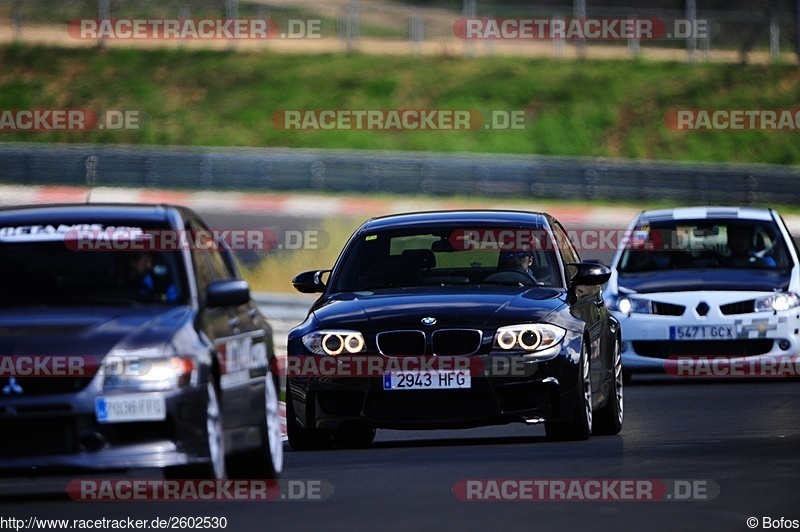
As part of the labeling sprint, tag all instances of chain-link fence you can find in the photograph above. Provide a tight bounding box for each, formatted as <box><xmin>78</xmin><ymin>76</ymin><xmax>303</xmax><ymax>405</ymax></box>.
<box><xmin>1</xmin><ymin>0</ymin><xmax>798</xmax><ymax>62</ymax></box>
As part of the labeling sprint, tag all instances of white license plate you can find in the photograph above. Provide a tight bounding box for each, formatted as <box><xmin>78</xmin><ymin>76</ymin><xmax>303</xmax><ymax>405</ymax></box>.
<box><xmin>383</xmin><ymin>370</ymin><xmax>471</xmax><ymax>390</ymax></box>
<box><xmin>95</xmin><ymin>395</ymin><xmax>166</xmax><ymax>424</ymax></box>
<box><xmin>669</xmin><ymin>325</ymin><xmax>735</xmax><ymax>340</ymax></box>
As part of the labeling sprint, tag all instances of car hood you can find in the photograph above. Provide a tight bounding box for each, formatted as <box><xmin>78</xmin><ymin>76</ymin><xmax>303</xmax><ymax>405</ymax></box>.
<box><xmin>0</xmin><ymin>306</ymin><xmax>194</xmax><ymax>362</ymax></box>
<box><xmin>617</xmin><ymin>269</ymin><xmax>791</xmax><ymax>294</ymax></box>
<box><xmin>311</xmin><ymin>286</ymin><xmax>566</xmax><ymax>331</ymax></box>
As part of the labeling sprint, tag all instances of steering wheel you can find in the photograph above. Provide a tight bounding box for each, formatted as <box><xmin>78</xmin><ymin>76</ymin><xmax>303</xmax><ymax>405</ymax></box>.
<box><xmin>482</xmin><ymin>269</ymin><xmax>537</xmax><ymax>286</ymax></box>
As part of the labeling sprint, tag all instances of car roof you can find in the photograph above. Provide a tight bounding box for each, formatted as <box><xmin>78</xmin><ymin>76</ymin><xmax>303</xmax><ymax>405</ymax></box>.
<box><xmin>0</xmin><ymin>203</ymin><xmax>190</xmax><ymax>225</ymax></box>
<box><xmin>360</xmin><ymin>210</ymin><xmax>553</xmax><ymax>231</ymax></box>
<box><xmin>635</xmin><ymin>206</ymin><xmax>775</xmax><ymax>223</ymax></box>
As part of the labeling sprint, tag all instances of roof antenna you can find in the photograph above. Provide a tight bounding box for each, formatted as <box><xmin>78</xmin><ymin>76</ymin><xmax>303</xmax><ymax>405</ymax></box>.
<box><xmin>85</xmin><ymin>155</ymin><xmax>98</xmax><ymax>203</ymax></box>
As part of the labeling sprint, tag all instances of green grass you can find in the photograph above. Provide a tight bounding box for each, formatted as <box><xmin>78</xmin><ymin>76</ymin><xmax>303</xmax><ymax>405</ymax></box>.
<box><xmin>1</xmin><ymin>44</ymin><xmax>799</xmax><ymax>165</ymax></box>
<box><xmin>241</xmin><ymin>218</ymin><xmax>361</xmax><ymax>293</ymax></box>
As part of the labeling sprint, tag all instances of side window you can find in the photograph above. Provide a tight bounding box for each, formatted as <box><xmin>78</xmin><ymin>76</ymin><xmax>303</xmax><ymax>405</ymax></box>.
<box><xmin>187</xmin><ymin>219</ymin><xmax>234</xmax><ymax>281</ymax></box>
<box><xmin>217</xmin><ymin>240</ymin><xmax>242</xmax><ymax>279</ymax></box>
<box><xmin>204</xmin><ymin>246</ymin><xmax>233</xmax><ymax>281</ymax></box>
<box><xmin>191</xmin><ymin>247</ymin><xmax>214</xmax><ymax>298</ymax></box>
<box><xmin>186</xmin><ymin>220</ymin><xmax>214</xmax><ymax>298</ymax></box>
<box><xmin>553</xmin><ymin>223</ymin><xmax>580</xmax><ymax>264</ymax></box>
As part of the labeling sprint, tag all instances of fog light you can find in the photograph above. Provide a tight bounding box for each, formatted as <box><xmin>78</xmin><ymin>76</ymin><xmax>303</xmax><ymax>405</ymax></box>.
<box><xmin>778</xmin><ymin>339</ymin><xmax>791</xmax><ymax>351</ymax></box>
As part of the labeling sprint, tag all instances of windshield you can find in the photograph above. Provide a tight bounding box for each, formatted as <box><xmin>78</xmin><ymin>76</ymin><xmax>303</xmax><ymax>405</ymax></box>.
<box><xmin>331</xmin><ymin>226</ymin><xmax>562</xmax><ymax>292</ymax></box>
<box><xmin>617</xmin><ymin>218</ymin><xmax>793</xmax><ymax>274</ymax></box>
<box><xmin>0</xmin><ymin>241</ymin><xmax>189</xmax><ymax>307</ymax></box>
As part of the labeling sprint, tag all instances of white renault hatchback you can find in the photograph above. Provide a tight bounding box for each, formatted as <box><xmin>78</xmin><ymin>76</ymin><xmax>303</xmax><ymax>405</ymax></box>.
<box><xmin>605</xmin><ymin>207</ymin><xmax>800</xmax><ymax>379</ymax></box>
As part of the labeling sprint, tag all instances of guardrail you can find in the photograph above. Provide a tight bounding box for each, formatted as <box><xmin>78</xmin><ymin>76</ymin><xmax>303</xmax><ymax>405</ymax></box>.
<box><xmin>1</xmin><ymin>142</ymin><xmax>799</xmax><ymax>205</ymax></box>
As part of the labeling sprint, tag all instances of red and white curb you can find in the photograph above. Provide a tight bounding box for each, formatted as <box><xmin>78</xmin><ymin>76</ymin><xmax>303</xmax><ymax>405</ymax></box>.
<box><xmin>4</xmin><ymin>183</ymin><xmax>798</xmax><ymax>233</ymax></box>
<box><xmin>0</xmin><ymin>184</ymin><xmax>640</xmax><ymax>228</ymax></box>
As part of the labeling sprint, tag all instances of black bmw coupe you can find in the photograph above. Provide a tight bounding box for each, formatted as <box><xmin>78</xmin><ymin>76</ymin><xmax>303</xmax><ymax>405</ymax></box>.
<box><xmin>286</xmin><ymin>210</ymin><xmax>622</xmax><ymax>449</ymax></box>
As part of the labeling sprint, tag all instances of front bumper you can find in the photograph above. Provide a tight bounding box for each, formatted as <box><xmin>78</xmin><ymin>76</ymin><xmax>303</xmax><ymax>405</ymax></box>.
<box><xmin>611</xmin><ymin>305</ymin><xmax>800</xmax><ymax>374</ymax></box>
<box><xmin>287</xmin><ymin>335</ymin><xmax>584</xmax><ymax>431</ymax></box>
<box><xmin>0</xmin><ymin>385</ymin><xmax>211</xmax><ymax>474</ymax></box>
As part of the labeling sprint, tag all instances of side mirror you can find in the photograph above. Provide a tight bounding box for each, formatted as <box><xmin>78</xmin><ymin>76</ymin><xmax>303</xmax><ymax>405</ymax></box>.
<box><xmin>583</xmin><ymin>258</ymin><xmax>607</xmax><ymax>267</ymax></box>
<box><xmin>206</xmin><ymin>279</ymin><xmax>250</xmax><ymax>307</ymax></box>
<box><xmin>568</xmin><ymin>262</ymin><xmax>611</xmax><ymax>286</ymax></box>
<box><xmin>292</xmin><ymin>270</ymin><xmax>330</xmax><ymax>294</ymax></box>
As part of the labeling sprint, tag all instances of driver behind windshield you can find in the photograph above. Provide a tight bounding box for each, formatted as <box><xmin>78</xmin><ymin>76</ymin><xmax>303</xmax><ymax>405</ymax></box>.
<box><xmin>116</xmin><ymin>251</ymin><xmax>178</xmax><ymax>302</ymax></box>
<box><xmin>495</xmin><ymin>250</ymin><xmax>537</xmax><ymax>282</ymax></box>
<box><xmin>726</xmin><ymin>224</ymin><xmax>776</xmax><ymax>268</ymax></box>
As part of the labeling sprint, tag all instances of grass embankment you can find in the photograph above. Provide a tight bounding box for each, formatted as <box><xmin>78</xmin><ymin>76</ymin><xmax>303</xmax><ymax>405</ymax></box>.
<box><xmin>241</xmin><ymin>218</ymin><xmax>361</xmax><ymax>293</ymax></box>
<box><xmin>1</xmin><ymin>44</ymin><xmax>799</xmax><ymax>165</ymax></box>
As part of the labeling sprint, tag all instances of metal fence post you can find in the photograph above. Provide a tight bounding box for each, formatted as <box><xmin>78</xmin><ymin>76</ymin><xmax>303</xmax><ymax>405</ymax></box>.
<box><xmin>11</xmin><ymin>0</ymin><xmax>23</xmax><ymax>41</ymax></box>
<box><xmin>257</xmin><ymin>5</ymin><xmax>270</xmax><ymax>47</ymax></box>
<box><xmin>770</xmin><ymin>12</ymin><xmax>780</xmax><ymax>61</ymax></box>
<box><xmin>574</xmin><ymin>0</ymin><xmax>586</xmax><ymax>59</ymax></box>
<box><xmin>226</xmin><ymin>0</ymin><xmax>239</xmax><ymax>50</ymax></box>
<box><xmin>98</xmin><ymin>0</ymin><xmax>110</xmax><ymax>50</ymax></box>
<box><xmin>483</xmin><ymin>10</ymin><xmax>495</xmax><ymax>57</ymax></box>
<box><xmin>339</xmin><ymin>0</ymin><xmax>360</xmax><ymax>54</ymax></box>
<box><xmin>463</xmin><ymin>0</ymin><xmax>476</xmax><ymax>58</ymax></box>
<box><xmin>553</xmin><ymin>12</ymin><xmax>565</xmax><ymax>58</ymax></box>
<box><xmin>628</xmin><ymin>13</ymin><xmax>640</xmax><ymax>57</ymax></box>
<box><xmin>410</xmin><ymin>11</ymin><xmax>424</xmax><ymax>55</ymax></box>
<box><xmin>178</xmin><ymin>6</ymin><xmax>190</xmax><ymax>49</ymax></box>
<box><xmin>686</xmin><ymin>0</ymin><xmax>697</xmax><ymax>64</ymax></box>
<box><xmin>796</xmin><ymin>0</ymin><xmax>800</xmax><ymax>63</ymax></box>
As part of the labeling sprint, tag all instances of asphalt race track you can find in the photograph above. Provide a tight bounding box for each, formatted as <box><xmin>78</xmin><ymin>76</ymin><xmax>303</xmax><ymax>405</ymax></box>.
<box><xmin>1</xmin><ymin>380</ymin><xmax>799</xmax><ymax>530</ymax></box>
<box><xmin>1</xmin><ymin>211</ymin><xmax>799</xmax><ymax>531</ymax></box>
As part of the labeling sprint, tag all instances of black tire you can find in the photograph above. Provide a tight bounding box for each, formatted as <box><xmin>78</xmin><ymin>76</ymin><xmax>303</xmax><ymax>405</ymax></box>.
<box><xmin>333</xmin><ymin>422</ymin><xmax>376</xmax><ymax>448</ymax></box>
<box><xmin>166</xmin><ymin>380</ymin><xmax>227</xmax><ymax>479</ymax></box>
<box><xmin>286</xmin><ymin>390</ymin><xmax>333</xmax><ymax>451</ymax></box>
<box><xmin>235</xmin><ymin>373</ymin><xmax>284</xmax><ymax>479</ymax></box>
<box><xmin>545</xmin><ymin>342</ymin><xmax>592</xmax><ymax>442</ymax></box>
<box><xmin>593</xmin><ymin>336</ymin><xmax>624</xmax><ymax>436</ymax></box>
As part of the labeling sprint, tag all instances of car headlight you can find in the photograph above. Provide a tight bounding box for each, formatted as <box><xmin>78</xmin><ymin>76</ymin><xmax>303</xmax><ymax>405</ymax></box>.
<box><xmin>101</xmin><ymin>348</ymin><xmax>196</xmax><ymax>391</ymax></box>
<box><xmin>755</xmin><ymin>292</ymin><xmax>800</xmax><ymax>313</ymax></box>
<box><xmin>493</xmin><ymin>324</ymin><xmax>565</xmax><ymax>353</ymax></box>
<box><xmin>302</xmin><ymin>330</ymin><xmax>366</xmax><ymax>356</ymax></box>
<box><xmin>607</xmin><ymin>296</ymin><xmax>651</xmax><ymax>315</ymax></box>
